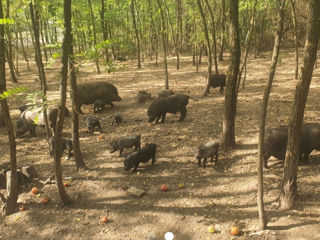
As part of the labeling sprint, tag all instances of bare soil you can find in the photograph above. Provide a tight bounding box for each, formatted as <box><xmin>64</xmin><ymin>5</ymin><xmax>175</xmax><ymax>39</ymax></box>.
<box><xmin>1</xmin><ymin>50</ymin><xmax>320</xmax><ymax>240</ymax></box>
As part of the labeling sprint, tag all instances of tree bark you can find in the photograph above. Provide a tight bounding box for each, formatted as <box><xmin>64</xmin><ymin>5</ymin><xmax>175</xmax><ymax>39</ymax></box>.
<box><xmin>87</xmin><ymin>0</ymin><xmax>101</xmax><ymax>74</ymax></box>
<box><xmin>218</xmin><ymin>0</ymin><xmax>226</xmax><ymax>62</ymax></box>
<box><xmin>40</xmin><ymin>18</ymin><xmax>48</xmax><ymax>62</ymax></box>
<box><xmin>69</xmin><ymin>35</ymin><xmax>88</xmax><ymax>171</ymax></box>
<box><xmin>222</xmin><ymin>0</ymin><xmax>241</xmax><ymax>151</ymax></box>
<box><xmin>100</xmin><ymin>0</ymin><xmax>109</xmax><ymax>62</ymax></box>
<box><xmin>280</xmin><ymin>0</ymin><xmax>320</xmax><ymax>210</ymax></box>
<box><xmin>257</xmin><ymin>0</ymin><xmax>286</xmax><ymax>229</ymax></box>
<box><xmin>203</xmin><ymin>0</ymin><xmax>218</xmax><ymax>75</ymax></box>
<box><xmin>130</xmin><ymin>0</ymin><xmax>141</xmax><ymax>69</ymax></box>
<box><xmin>164</xmin><ymin>0</ymin><xmax>180</xmax><ymax>70</ymax></box>
<box><xmin>54</xmin><ymin>0</ymin><xmax>73</xmax><ymax>205</ymax></box>
<box><xmin>17</xmin><ymin>23</ymin><xmax>30</xmax><ymax>71</ymax></box>
<box><xmin>290</xmin><ymin>0</ymin><xmax>299</xmax><ymax>80</ymax></box>
<box><xmin>29</xmin><ymin>1</ymin><xmax>51</xmax><ymax>139</ymax></box>
<box><xmin>0</xmin><ymin>0</ymin><xmax>18</xmax><ymax>215</ymax></box>
<box><xmin>197</xmin><ymin>0</ymin><xmax>212</xmax><ymax>97</ymax></box>
<box><xmin>157</xmin><ymin>0</ymin><xmax>169</xmax><ymax>90</ymax></box>
<box><xmin>5</xmin><ymin>0</ymin><xmax>17</xmax><ymax>83</ymax></box>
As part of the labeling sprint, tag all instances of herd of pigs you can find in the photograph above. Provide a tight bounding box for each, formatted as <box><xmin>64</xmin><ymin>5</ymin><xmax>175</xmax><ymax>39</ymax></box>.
<box><xmin>12</xmin><ymin>74</ymin><xmax>320</xmax><ymax>172</ymax></box>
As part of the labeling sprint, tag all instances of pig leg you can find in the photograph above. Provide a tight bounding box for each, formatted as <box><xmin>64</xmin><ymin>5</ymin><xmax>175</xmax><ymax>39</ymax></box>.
<box><xmin>198</xmin><ymin>158</ymin><xmax>202</xmax><ymax>166</ymax></box>
<box><xmin>119</xmin><ymin>149</ymin><xmax>123</xmax><ymax>157</ymax></box>
<box><xmin>203</xmin><ymin>157</ymin><xmax>207</xmax><ymax>168</ymax></box>
<box><xmin>29</xmin><ymin>125</ymin><xmax>36</xmax><ymax>137</ymax></box>
<box><xmin>300</xmin><ymin>150</ymin><xmax>311</xmax><ymax>165</ymax></box>
<box><xmin>78</xmin><ymin>104</ymin><xmax>83</xmax><ymax>114</ymax></box>
<box><xmin>108</xmin><ymin>102</ymin><xmax>115</xmax><ymax>108</ymax></box>
<box><xmin>263</xmin><ymin>152</ymin><xmax>271</xmax><ymax>169</ymax></box>
<box><xmin>134</xmin><ymin>142</ymin><xmax>140</xmax><ymax>150</ymax></box>
<box><xmin>133</xmin><ymin>162</ymin><xmax>140</xmax><ymax>172</ymax></box>
<box><xmin>155</xmin><ymin>115</ymin><xmax>161</xmax><ymax>124</ymax></box>
<box><xmin>215</xmin><ymin>153</ymin><xmax>218</xmax><ymax>164</ymax></box>
<box><xmin>97</xmin><ymin>122</ymin><xmax>103</xmax><ymax>133</ymax></box>
<box><xmin>178</xmin><ymin>108</ymin><xmax>187</xmax><ymax>122</ymax></box>
<box><xmin>219</xmin><ymin>86</ymin><xmax>224</xmax><ymax>93</ymax></box>
<box><xmin>159</xmin><ymin>113</ymin><xmax>166</xmax><ymax>123</ymax></box>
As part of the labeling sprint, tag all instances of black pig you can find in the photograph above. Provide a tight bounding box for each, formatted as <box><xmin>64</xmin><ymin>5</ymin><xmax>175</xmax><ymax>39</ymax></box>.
<box><xmin>208</xmin><ymin>74</ymin><xmax>226</xmax><ymax>93</ymax></box>
<box><xmin>196</xmin><ymin>141</ymin><xmax>219</xmax><ymax>168</ymax></box>
<box><xmin>264</xmin><ymin>123</ymin><xmax>320</xmax><ymax>168</ymax></box>
<box><xmin>147</xmin><ymin>94</ymin><xmax>189</xmax><ymax>124</ymax></box>
<box><xmin>110</xmin><ymin>134</ymin><xmax>141</xmax><ymax>156</ymax></box>
<box><xmin>49</xmin><ymin>137</ymin><xmax>73</xmax><ymax>158</ymax></box>
<box><xmin>124</xmin><ymin>144</ymin><xmax>157</xmax><ymax>172</ymax></box>
<box><xmin>111</xmin><ymin>112</ymin><xmax>123</xmax><ymax>126</ymax></box>
<box><xmin>85</xmin><ymin>117</ymin><xmax>102</xmax><ymax>133</ymax></box>
<box><xmin>77</xmin><ymin>82</ymin><xmax>121</xmax><ymax>114</ymax></box>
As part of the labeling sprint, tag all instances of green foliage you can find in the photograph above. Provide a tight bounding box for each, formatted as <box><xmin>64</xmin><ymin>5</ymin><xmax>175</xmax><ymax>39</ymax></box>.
<box><xmin>0</xmin><ymin>18</ymin><xmax>15</xmax><ymax>25</ymax></box>
<box><xmin>0</xmin><ymin>87</ymin><xmax>28</xmax><ymax>100</ymax></box>
<box><xmin>103</xmin><ymin>60</ymin><xmax>116</xmax><ymax>74</ymax></box>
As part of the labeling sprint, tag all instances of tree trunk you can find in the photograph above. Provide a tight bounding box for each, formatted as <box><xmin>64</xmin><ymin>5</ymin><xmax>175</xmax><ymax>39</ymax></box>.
<box><xmin>100</xmin><ymin>0</ymin><xmax>109</xmax><ymax>62</ymax></box>
<box><xmin>130</xmin><ymin>0</ymin><xmax>141</xmax><ymax>69</ymax></box>
<box><xmin>290</xmin><ymin>0</ymin><xmax>299</xmax><ymax>80</ymax></box>
<box><xmin>157</xmin><ymin>0</ymin><xmax>169</xmax><ymax>90</ymax></box>
<box><xmin>222</xmin><ymin>0</ymin><xmax>241</xmax><ymax>151</ymax></box>
<box><xmin>164</xmin><ymin>0</ymin><xmax>180</xmax><ymax>70</ymax></box>
<box><xmin>54</xmin><ymin>0</ymin><xmax>73</xmax><ymax>205</ymax></box>
<box><xmin>257</xmin><ymin>0</ymin><xmax>286</xmax><ymax>228</ymax></box>
<box><xmin>237</xmin><ymin>0</ymin><xmax>257</xmax><ymax>91</ymax></box>
<box><xmin>203</xmin><ymin>0</ymin><xmax>218</xmax><ymax>75</ymax></box>
<box><xmin>218</xmin><ymin>0</ymin><xmax>226</xmax><ymax>62</ymax></box>
<box><xmin>17</xmin><ymin>23</ymin><xmax>30</xmax><ymax>71</ymax></box>
<box><xmin>280</xmin><ymin>0</ymin><xmax>320</xmax><ymax>210</ymax></box>
<box><xmin>40</xmin><ymin>18</ymin><xmax>48</xmax><ymax>62</ymax></box>
<box><xmin>197</xmin><ymin>0</ymin><xmax>212</xmax><ymax>97</ymax></box>
<box><xmin>29</xmin><ymin>1</ymin><xmax>51</xmax><ymax>139</ymax></box>
<box><xmin>87</xmin><ymin>0</ymin><xmax>101</xmax><ymax>74</ymax></box>
<box><xmin>0</xmin><ymin>0</ymin><xmax>18</xmax><ymax>215</ymax></box>
<box><xmin>70</xmin><ymin>35</ymin><xmax>88</xmax><ymax>171</ymax></box>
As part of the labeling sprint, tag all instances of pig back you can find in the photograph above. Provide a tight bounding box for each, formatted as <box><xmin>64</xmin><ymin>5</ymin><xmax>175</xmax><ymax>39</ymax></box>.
<box><xmin>77</xmin><ymin>82</ymin><xmax>121</xmax><ymax>105</ymax></box>
<box><xmin>164</xmin><ymin>94</ymin><xmax>189</xmax><ymax>113</ymax></box>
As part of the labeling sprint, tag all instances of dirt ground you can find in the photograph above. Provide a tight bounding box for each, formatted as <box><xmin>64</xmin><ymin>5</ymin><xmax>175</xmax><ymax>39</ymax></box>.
<box><xmin>1</xmin><ymin>50</ymin><xmax>320</xmax><ymax>240</ymax></box>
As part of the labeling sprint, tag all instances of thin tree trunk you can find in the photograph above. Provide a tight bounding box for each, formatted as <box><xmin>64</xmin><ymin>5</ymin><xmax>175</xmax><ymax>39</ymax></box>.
<box><xmin>0</xmin><ymin>0</ymin><xmax>18</xmax><ymax>215</ymax></box>
<box><xmin>157</xmin><ymin>0</ymin><xmax>169</xmax><ymax>90</ymax></box>
<box><xmin>222</xmin><ymin>0</ymin><xmax>241</xmax><ymax>151</ymax></box>
<box><xmin>203</xmin><ymin>0</ymin><xmax>218</xmax><ymax>75</ymax></box>
<box><xmin>70</xmin><ymin>35</ymin><xmax>88</xmax><ymax>171</ymax></box>
<box><xmin>54</xmin><ymin>0</ymin><xmax>73</xmax><ymax>205</ymax></box>
<box><xmin>164</xmin><ymin>0</ymin><xmax>180</xmax><ymax>70</ymax></box>
<box><xmin>130</xmin><ymin>0</ymin><xmax>141</xmax><ymax>69</ymax></box>
<box><xmin>257</xmin><ymin>0</ymin><xmax>286</xmax><ymax>228</ymax></box>
<box><xmin>29</xmin><ymin>1</ymin><xmax>51</xmax><ymax>139</ymax></box>
<box><xmin>40</xmin><ymin>18</ymin><xmax>48</xmax><ymax>62</ymax></box>
<box><xmin>17</xmin><ymin>23</ymin><xmax>30</xmax><ymax>71</ymax></box>
<box><xmin>290</xmin><ymin>0</ymin><xmax>299</xmax><ymax>80</ymax></box>
<box><xmin>14</xmin><ymin>31</ymin><xmax>20</xmax><ymax>76</ymax></box>
<box><xmin>280</xmin><ymin>0</ymin><xmax>320</xmax><ymax>210</ymax></box>
<box><xmin>197</xmin><ymin>0</ymin><xmax>212</xmax><ymax>97</ymax></box>
<box><xmin>100</xmin><ymin>0</ymin><xmax>109</xmax><ymax>62</ymax></box>
<box><xmin>218</xmin><ymin>0</ymin><xmax>226</xmax><ymax>62</ymax></box>
<box><xmin>237</xmin><ymin>0</ymin><xmax>257</xmax><ymax>91</ymax></box>
<box><xmin>87</xmin><ymin>0</ymin><xmax>101</xmax><ymax>74</ymax></box>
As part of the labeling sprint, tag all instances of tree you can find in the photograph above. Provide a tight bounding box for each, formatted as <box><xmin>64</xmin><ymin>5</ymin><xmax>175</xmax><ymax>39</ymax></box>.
<box><xmin>222</xmin><ymin>0</ymin><xmax>241</xmax><ymax>150</ymax></box>
<box><xmin>196</xmin><ymin>0</ymin><xmax>212</xmax><ymax>97</ymax></box>
<box><xmin>218</xmin><ymin>0</ymin><xmax>226</xmax><ymax>61</ymax></box>
<box><xmin>130</xmin><ymin>0</ymin><xmax>141</xmax><ymax>69</ymax></box>
<box><xmin>29</xmin><ymin>0</ymin><xmax>51</xmax><ymax>139</ymax></box>
<box><xmin>69</xmin><ymin>34</ymin><xmax>88</xmax><ymax>171</ymax></box>
<box><xmin>0</xmin><ymin>0</ymin><xmax>18</xmax><ymax>215</ymax></box>
<box><xmin>87</xmin><ymin>0</ymin><xmax>101</xmax><ymax>74</ymax></box>
<box><xmin>157</xmin><ymin>0</ymin><xmax>169</xmax><ymax>90</ymax></box>
<box><xmin>289</xmin><ymin>0</ymin><xmax>299</xmax><ymax>80</ymax></box>
<box><xmin>53</xmin><ymin>0</ymin><xmax>73</xmax><ymax>205</ymax></box>
<box><xmin>257</xmin><ymin>0</ymin><xmax>286</xmax><ymax>229</ymax></box>
<box><xmin>280</xmin><ymin>0</ymin><xmax>320</xmax><ymax>210</ymax></box>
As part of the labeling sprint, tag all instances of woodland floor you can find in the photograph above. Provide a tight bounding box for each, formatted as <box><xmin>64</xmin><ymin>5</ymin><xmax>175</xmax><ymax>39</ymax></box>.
<box><xmin>1</xmin><ymin>50</ymin><xmax>320</xmax><ymax>240</ymax></box>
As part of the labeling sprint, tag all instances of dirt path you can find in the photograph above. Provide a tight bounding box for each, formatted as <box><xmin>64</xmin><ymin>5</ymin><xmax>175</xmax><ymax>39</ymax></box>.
<box><xmin>1</xmin><ymin>51</ymin><xmax>320</xmax><ymax>240</ymax></box>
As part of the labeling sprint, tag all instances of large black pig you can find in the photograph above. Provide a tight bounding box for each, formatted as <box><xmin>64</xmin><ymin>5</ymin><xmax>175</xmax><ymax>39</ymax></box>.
<box><xmin>77</xmin><ymin>82</ymin><xmax>121</xmax><ymax>114</ymax></box>
<box><xmin>147</xmin><ymin>94</ymin><xmax>189</xmax><ymax>124</ymax></box>
<box><xmin>124</xmin><ymin>143</ymin><xmax>157</xmax><ymax>172</ymax></box>
<box><xmin>16</xmin><ymin>107</ymin><xmax>68</xmax><ymax>137</ymax></box>
<box><xmin>264</xmin><ymin>123</ymin><xmax>320</xmax><ymax>168</ymax></box>
<box><xmin>208</xmin><ymin>74</ymin><xmax>226</xmax><ymax>93</ymax></box>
